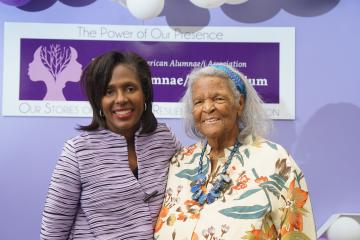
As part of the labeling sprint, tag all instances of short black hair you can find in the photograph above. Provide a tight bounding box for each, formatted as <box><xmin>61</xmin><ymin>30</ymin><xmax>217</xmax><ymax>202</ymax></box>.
<box><xmin>78</xmin><ymin>51</ymin><xmax>157</xmax><ymax>134</ymax></box>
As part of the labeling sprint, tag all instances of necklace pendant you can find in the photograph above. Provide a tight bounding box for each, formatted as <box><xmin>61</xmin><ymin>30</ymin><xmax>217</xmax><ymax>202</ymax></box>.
<box><xmin>190</xmin><ymin>140</ymin><xmax>241</xmax><ymax>205</ymax></box>
<box><xmin>191</xmin><ymin>184</ymin><xmax>201</xmax><ymax>193</ymax></box>
<box><xmin>191</xmin><ymin>189</ymin><xmax>202</xmax><ymax>200</ymax></box>
<box><xmin>191</xmin><ymin>173</ymin><xmax>208</xmax><ymax>202</ymax></box>
<box><xmin>190</xmin><ymin>174</ymin><xmax>207</xmax><ymax>187</ymax></box>
<box><xmin>206</xmin><ymin>191</ymin><xmax>218</xmax><ymax>204</ymax></box>
<box><xmin>198</xmin><ymin>193</ymin><xmax>208</xmax><ymax>205</ymax></box>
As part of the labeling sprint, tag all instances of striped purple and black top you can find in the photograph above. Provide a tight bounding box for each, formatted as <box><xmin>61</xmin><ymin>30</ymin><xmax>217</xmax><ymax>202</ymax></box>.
<box><xmin>41</xmin><ymin>123</ymin><xmax>179</xmax><ymax>240</ymax></box>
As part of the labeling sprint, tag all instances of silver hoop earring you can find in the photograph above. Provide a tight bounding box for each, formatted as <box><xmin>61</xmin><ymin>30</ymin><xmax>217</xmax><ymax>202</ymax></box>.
<box><xmin>99</xmin><ymin>109</ymin><xmax>104</xmax><ymax>118</ymax></box>
<box><xmin>144</xmin><ymin>103</ymin><xmax>147</xmax><ymax>112</ymax></box>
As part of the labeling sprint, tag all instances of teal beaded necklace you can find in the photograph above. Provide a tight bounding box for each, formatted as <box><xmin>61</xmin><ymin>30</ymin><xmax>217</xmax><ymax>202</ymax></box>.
<box><xmin>190</xmin><ymin>140</ymin><xmax>241</xmax><ymax>205</ymax></box>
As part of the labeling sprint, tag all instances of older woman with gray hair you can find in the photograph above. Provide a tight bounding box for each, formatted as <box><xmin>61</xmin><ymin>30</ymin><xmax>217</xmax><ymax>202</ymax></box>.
<box><xmin>154</xmin><ymin>64</ymin><xmax>316</xmax><ymax>240</ymax></box>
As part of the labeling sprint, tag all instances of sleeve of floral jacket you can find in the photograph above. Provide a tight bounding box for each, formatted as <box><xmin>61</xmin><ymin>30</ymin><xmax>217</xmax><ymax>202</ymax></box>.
<box><xmin>270</xmin><ymin>145</ymin><xmax>317</xmax><ymax>240</ymax></box>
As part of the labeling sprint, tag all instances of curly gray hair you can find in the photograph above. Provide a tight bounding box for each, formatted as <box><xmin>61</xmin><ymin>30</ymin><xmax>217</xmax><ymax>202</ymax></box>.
<box><xmin>182</xmin><ymin>64</ymin><xmax>272</xmax><ymax>142</ymax></box>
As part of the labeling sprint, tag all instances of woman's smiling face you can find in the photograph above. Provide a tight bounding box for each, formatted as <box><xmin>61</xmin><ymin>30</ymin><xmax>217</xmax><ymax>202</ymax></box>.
<box><xmin>191</xmin><ymin>76</ymin><xmax>244</xmax><ymax>142</ymax></box>
<box><xmin>101</xmin><ymin>64</ymin><xmax>145</xmax><ymax>139</ymax></box>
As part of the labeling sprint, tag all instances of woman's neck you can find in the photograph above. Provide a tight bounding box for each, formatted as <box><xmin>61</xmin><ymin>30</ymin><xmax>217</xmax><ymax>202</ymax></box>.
<box><xmin>207</xmin><ymin>132</ymin><xmax>239</xmax><ymax>172</ymax></box>
<box><xmin>126</xmin><ymin>136</ymin><xmax>138</xmax><ymax>171</ymax></box>
<box><xmin>208</xmin><ymin>140</ymin><xmax>226</xmax><ymax>158</ymax></box>
<box><xmin>207</xmin><ymin>131</ymin><xmax>239</xmax><ymax>157</ymax></box>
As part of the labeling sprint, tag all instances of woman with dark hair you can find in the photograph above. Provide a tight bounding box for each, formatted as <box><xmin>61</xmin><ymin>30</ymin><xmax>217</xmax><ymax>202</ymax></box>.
<box><xmin>41</xmin><ymin>51</ymin><xmax>180</xmax><ymax>240</ymax></box>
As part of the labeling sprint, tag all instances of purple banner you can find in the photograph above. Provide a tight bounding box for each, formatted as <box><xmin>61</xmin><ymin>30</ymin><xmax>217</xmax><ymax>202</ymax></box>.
<box><xmin>19</xmin><ymin>38</ymin><xmax>279</xmax><ymax>103</ymax></box>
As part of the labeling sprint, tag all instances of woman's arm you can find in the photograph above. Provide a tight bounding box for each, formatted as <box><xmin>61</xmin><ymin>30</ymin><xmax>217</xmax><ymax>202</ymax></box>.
<box><xmin>40</xmin><ymin>139</ymin><xmax>81</xmax><ymax>240</ymax></box>
<box><xmin>277</xmin><ymin>154</ymin><xmax>317</xmax><ymax>240</ymax></box>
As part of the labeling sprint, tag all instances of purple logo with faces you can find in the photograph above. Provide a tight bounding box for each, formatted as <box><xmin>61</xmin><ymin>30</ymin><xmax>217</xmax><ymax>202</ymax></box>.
<box><xmin>27</xmin><ymin>44</ymin><xmax>83</xmax><ymax>101</ymax></box>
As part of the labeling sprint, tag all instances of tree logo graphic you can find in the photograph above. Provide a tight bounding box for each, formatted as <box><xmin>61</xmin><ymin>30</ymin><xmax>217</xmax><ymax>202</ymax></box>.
<box><xmin>28</xmin><ymin>44</ymin><xmax>83</xmax><ymax>100</ymax></box>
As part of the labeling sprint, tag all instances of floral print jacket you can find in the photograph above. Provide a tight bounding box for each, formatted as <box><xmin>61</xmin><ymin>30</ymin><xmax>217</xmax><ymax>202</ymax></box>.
<box><xmin>154</xmin><ymin>135</ymin><xmax>316</xmax><ymax>240</ymax></box>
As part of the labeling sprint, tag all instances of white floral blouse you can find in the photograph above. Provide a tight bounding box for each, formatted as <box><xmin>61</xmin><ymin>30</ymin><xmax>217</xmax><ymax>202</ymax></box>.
<box><xmin>154</xmin><ymin>135</ymin><xmax>316</xmax><ymax>240</ymax></box>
